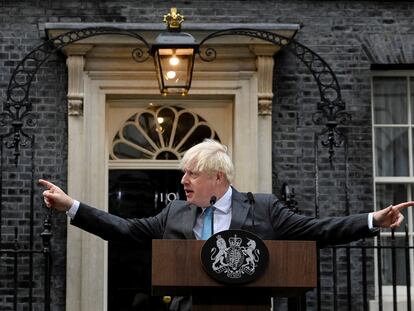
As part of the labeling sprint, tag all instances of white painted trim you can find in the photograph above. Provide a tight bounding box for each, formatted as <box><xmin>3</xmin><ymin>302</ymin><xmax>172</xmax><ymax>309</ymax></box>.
<box><xmin>372</xmin><ymin>72</ymin><xmax>414</xmax><ymax>301</ymax></box>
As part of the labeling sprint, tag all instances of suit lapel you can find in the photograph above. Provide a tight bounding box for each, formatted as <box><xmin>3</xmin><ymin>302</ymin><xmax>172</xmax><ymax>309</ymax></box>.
<box><xmin>229</xmin><ymin>188</ymin><xmax>251</xmax><ymax>229</ymax></box>
<box><xmin>182</xmin><ymin>203</ymin><xmax>198</xmax><ymax>239</ymax></box>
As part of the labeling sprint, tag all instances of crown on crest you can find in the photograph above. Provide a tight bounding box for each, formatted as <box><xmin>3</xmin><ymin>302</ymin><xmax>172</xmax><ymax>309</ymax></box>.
<box><xmin>229</xmin><ymin>235</ymin><xmax>242</xmax><ymax>247</ymax></box>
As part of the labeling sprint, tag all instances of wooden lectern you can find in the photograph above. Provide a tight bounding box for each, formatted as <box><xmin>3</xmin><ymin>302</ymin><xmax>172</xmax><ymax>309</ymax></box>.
<box><xmin>152</xmin><ymin>240</ymin><xmax>316</xmax><ymax>311</ymax></box>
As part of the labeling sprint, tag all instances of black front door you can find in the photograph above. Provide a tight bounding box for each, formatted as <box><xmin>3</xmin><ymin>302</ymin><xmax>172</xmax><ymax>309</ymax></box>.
<box><xmin>108</xmin><ymin>169</ymin><xmax>185</xmax><ymax>311</ymax></box>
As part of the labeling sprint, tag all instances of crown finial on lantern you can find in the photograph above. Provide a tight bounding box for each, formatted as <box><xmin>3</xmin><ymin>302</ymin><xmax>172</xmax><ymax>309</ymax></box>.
<box><xmin>163</xmin><ymin>8</ymin><xmax>184</xmax><ymax>31</ymax></box>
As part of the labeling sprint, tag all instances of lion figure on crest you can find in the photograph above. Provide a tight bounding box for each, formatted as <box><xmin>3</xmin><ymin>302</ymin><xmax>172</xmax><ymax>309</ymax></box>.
<box><xmin>210</xmin><ymin>235</ymin><xmax>228</xmax><ymax>271</ymax></box>
<box><xmin>242</xmin><ymin>238</ymin><xmax>260</xmax><ymax>270</ymax></box>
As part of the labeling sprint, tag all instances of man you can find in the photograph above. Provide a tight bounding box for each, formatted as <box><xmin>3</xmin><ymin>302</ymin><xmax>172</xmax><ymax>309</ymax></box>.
<box><xmin>39</xmin><ymin>139</ymin><xmax>413</xmax><ymax>310</ymax></box>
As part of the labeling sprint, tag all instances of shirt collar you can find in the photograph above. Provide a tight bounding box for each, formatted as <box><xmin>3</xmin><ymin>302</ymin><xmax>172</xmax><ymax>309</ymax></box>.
<box><xmin>214</xmin><ymin>186</ymin><xmax>232</xmax><ymax>214</ymax></box>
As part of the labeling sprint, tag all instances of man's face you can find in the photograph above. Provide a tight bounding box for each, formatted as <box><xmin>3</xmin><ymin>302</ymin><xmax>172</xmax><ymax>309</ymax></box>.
<box><xmin>181</xmin><ymin>167</ymin><xmax>219</xmax><ymax>207</ymax></box>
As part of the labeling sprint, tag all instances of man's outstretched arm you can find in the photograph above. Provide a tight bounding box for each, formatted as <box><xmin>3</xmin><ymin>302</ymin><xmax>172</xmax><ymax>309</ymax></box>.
<box><xmin>373</xmin><ymin>201</ymin><xmax>414</xmax><ymax>229</ymax></box>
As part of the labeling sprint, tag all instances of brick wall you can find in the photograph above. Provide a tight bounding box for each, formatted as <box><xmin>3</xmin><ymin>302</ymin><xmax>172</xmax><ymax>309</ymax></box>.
<box><xmin>0</xmin><ymin>1</ymin><xmax>413</xmax><ymax>310</ymax></box>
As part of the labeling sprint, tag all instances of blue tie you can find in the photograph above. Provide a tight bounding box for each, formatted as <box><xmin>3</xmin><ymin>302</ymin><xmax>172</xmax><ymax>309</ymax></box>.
<box><xmin>201</xmin><ymin>207</ymin><xmax>213</xmax><ymax>240</ymax></box>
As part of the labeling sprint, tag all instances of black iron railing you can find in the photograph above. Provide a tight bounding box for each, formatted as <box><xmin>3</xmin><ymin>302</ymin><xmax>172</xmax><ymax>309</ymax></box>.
<box><xmin>313</xmin><ymin>228</ymin><xmax>413</xmax><ymax>311</ymax></box>
<box><xmin>0</xmin><ymin>209</ymin><xmax>52</xmax><ymax>311</ymax></box>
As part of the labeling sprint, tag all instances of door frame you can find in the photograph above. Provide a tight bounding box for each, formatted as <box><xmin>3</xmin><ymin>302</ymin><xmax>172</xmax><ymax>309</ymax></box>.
<box><xmin>59</xmin><ymin>24</ymin><xmax>297</xmax><ymax>311</ymax></box>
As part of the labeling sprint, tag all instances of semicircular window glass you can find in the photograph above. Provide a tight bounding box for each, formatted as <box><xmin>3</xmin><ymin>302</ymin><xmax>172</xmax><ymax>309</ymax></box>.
<box><xmin>110</xmin><ymin>106</ymin><xmax>221</xmax><ymax>160</ymax></box>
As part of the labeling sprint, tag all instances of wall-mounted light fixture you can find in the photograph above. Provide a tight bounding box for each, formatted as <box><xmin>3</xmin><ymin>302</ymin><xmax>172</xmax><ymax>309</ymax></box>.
<box><xmin>150</xmin><ymin>8</ymin><xmax>198</xmax><ymax>95</ymax></box>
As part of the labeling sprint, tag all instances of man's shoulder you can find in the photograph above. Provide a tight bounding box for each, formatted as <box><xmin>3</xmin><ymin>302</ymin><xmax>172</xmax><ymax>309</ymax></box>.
<box><xmin>233</xmin><ymin>189</ymin><xmax>276</xmax><ymax>200</ymax></box>
<box><xmin>168</xmin><ymin>199</ymin><xmax>192</xmax><ymax>210</ymax></box>
<box><xmin>250</xmin><ymin>192</ymin><xmax>278</xmax><ymax>204</ymax></box>
<box><xmin>169</xmin><ymin>199</ymin><xmax>188</xmax><ymax>206</ymax></box>
<box><xmin>231</xmin><ymin>187</ymin><xmax>278</xmax><ymax>203</ymax></box>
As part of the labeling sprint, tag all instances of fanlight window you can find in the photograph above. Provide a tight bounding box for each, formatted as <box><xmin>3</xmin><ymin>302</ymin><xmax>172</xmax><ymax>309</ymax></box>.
<box><xmin>110</xmin><ymin>106</ymin><xmax>221</xmax><ymax>160</ymax></box>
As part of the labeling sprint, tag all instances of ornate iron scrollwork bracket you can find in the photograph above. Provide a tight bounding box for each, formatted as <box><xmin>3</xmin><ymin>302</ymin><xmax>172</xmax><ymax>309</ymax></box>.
<box><xmin>0</xmin><ymin>100</ymin><xmax>36</xmax><ymax>164</ymax></box>
<box><xmin>1</xmin><ymin>27</ymin><xmax>150</xmax><ymax>165</ymax></box>
<box><xmin>1</xmin><ymin>26</ymin><xmax>350</xmax><ymax>165</ymax></box>
<box><xmin>198</xmin><ymin>28</ymin><xmax>352</xmax><ymax>163</ymax></box>
<box><xmin>313</xmin><ymin>99</ymin><xmax>351</xmax><ymax>162</ymax></box>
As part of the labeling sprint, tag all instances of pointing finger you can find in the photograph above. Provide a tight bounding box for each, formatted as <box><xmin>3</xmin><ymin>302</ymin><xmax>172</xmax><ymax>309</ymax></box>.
<box><xmin>392</xmin><ymin>201</ymin><xmax>414</xmax><ymax>212</ymax></box>
<box><xmin>38</xmin><ymin>179</ymin><xmax>56</xmax><ymax>190</ymax></box>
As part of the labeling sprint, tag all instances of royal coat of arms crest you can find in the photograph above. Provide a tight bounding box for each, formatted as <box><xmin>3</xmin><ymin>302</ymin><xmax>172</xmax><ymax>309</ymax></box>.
<box><xmin>201</xmin><ymin>230</ymin><xmax>269</xmax><ymax>284</ymax></box>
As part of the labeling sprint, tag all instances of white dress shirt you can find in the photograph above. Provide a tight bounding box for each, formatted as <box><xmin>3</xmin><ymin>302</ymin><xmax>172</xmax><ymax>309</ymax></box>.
<box><xmin>193</xmin><ymin>186</ymin><xmax>233</xmax><ymax>240</ymax></box>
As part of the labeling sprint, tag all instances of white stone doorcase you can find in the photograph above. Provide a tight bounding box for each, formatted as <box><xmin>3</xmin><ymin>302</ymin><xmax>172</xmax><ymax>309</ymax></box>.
<box><xmin>45</xmin><ymin>22</ymin><xmax>299</xmax><ymax>311</ymax></box>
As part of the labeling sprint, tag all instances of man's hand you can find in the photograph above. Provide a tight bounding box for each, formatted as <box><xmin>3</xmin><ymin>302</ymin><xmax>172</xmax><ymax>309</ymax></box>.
<box><xmin>373</xmin><ymin>201</ymin><xmax>414</xmax><ymax>228</ymax></box>
<box><xmin>38</xmin><ymin>179</ymin><xmax>74</xmax><ymax>212</ymax></box>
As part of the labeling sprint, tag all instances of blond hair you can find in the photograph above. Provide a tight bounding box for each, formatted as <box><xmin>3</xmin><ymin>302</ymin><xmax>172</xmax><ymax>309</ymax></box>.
<box><xmin>179</xmin><ymin>139</ymin><xmax>234</xmax><ymax>183</ymax></box>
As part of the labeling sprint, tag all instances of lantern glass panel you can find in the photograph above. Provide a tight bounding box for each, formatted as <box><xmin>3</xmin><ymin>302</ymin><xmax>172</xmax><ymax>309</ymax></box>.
<box><xmin>154</xmin><ymin>47</ymin><xmax>195</xmax><ymax>95</ymax></box>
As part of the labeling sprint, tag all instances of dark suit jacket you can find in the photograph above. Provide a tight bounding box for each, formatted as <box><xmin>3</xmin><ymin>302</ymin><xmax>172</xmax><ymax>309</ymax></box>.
<box><xmin>71</xmin><ymin>187</ymin><xmax>377</xmax><ymax>310</ymax></box>
<box><xmin>73</xmin><ymin>187</ymin><xmax>376</xmax><ymax>246</ymax></box>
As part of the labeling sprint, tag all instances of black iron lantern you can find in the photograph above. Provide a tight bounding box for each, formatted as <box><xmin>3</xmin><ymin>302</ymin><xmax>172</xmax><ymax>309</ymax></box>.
<box><xmin>150</xmin><ymin>8</ymin><xmax>198</xmax><ymax>95</ymax></box>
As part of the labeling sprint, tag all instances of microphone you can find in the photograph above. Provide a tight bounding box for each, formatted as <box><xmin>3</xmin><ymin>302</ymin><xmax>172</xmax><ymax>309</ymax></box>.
<box><xmin>247</xmin><ymin>192</ymin><xmax>256</xmax><ymax>231</ymax></box>
<box><xmin>210</xmin><ymin>196</ymin><xmax>217</xmax><ymax>235</ymax></box>
<box><xmin>210</xmin><ymin>196</ymin><xmax>217</xmax><ymax>205</ymax></box>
